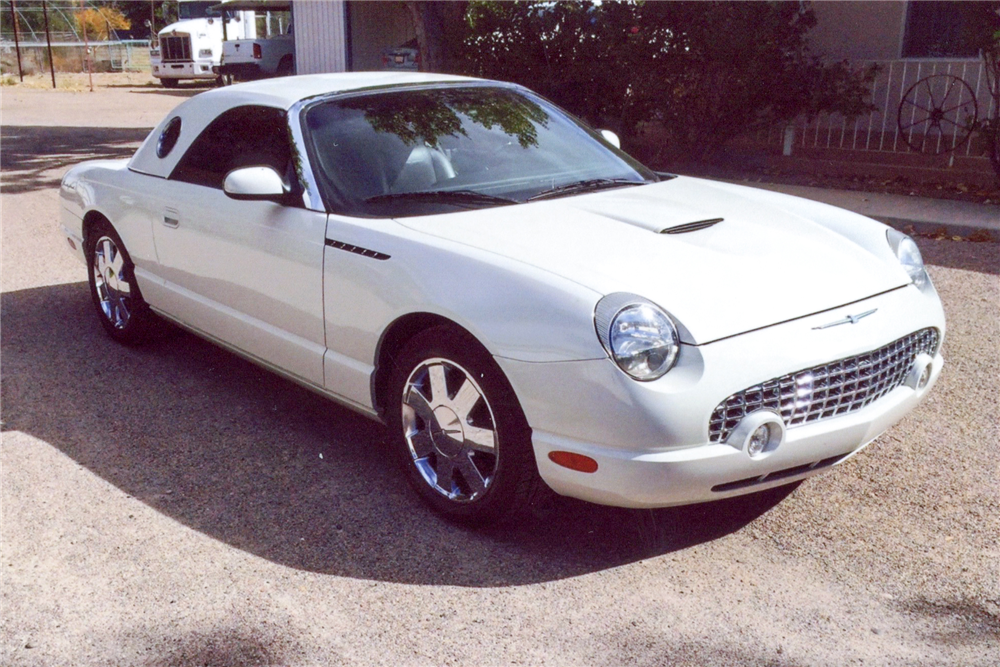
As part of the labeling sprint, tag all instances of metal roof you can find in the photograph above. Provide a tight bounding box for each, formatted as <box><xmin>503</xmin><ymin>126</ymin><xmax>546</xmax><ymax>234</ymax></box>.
<box><xmin>212</xmin><ymin>1</ymin><xmax>293</xmax><ymax>12</ymax></box>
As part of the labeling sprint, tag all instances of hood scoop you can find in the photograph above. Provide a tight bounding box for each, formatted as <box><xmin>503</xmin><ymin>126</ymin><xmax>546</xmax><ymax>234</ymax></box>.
<box><xmin>660</xmin><ymin>218</ymin><xmax>724</xmax><ymax>234</ymax></box>
<box><xmin>571</xmin><ymin>194</ymin><xmax>724</xmax><ymax>235</ymax></box>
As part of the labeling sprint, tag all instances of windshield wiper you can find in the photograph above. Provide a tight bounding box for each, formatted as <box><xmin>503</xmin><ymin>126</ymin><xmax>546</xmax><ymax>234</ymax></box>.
<box><xmin>527</xmin><ymin>178</ymin><xmax>646</xmax><ymax>202</ymax></box>
<box><xmin>364</xmin><ymin>189</ymin><xmax>517</xmax><ymax>207</ymax></box>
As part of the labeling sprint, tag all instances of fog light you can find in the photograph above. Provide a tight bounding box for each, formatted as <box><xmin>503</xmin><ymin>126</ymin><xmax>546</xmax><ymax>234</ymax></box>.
<box><xmin>726</xmin><ymin>410</ymin><xmax>785</xmax><ymax>459</ymax></box>
<box><xmin>918</xmin><ymin>364</ymin><xmax>931</xmax><ymax>389</ymax></box>
<box><xmin>747</xmin><ymin>424</ymin><xmax>771</xmax><ymax>457</ymax></box>
<box><xmin>906</xmin><ymin>353</ymin><xmax>934</xmax><ymax>391</ymax></box>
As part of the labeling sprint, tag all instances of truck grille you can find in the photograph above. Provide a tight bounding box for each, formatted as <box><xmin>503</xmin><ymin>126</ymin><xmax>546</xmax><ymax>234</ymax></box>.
<box><xmin>709</xmin><ymin>328</ymin><xmax>940</xmax><ymax>443</ymax></box>
<box><xmin>161</xmin><ymin>35</ymin><xmax>192</xmax><ymax>62</ymax></box>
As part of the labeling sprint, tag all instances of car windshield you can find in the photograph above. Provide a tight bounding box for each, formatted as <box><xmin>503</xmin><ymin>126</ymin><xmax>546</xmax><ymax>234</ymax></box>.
<box><xmin>179</xmin><ymin>2</ymin><xmax>221</xmax><ymax>20</ymax></box>
<box><xmin>303</xmin><ymin>85</ymin><xmax>657</xmax><ymax>217</ymax></box>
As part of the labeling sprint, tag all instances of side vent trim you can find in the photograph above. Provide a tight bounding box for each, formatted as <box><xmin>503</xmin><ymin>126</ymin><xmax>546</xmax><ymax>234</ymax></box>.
<box><xmin>325</xmin><ymin>238</ymin><xmax>391</xmax><ymax>261</ymax></box>
<box><xmin>660</xmin><ymin>218</ymin><xmax>724</xmax><ymax>234</ymax></box>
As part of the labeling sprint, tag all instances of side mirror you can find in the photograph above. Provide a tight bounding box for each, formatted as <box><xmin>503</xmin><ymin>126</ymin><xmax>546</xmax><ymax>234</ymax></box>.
<box><xmin>599</xmin><ymin>129</ymin><xmax>621</xmax><ymax>149</ymax></box>
<box><xmin>223</xmin><ymin>166</ymin><xmax>286</xmax><ymax>201</ymax></box>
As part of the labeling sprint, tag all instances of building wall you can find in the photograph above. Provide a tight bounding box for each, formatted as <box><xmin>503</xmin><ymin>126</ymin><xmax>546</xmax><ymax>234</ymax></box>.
<box><xmin>292</xmin><ymin>0</ymin><xmax>348</xmax><ymax>74</ymax></box>
<box><xmin>807</xmin><ymin>0</ymin><xmax>908</xmax><ymax>61</ymax></box>
<box><xmin>349</xmin><ymin>1</ymin><xmax>415</xmax><ymax>71</ymax></box>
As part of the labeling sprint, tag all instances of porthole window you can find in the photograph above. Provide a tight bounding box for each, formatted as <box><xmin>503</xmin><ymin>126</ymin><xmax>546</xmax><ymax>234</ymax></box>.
<box><xmin>157</xmin><ymin>117</ymin><xmax>182</xmax><ymax>158</ymax></box>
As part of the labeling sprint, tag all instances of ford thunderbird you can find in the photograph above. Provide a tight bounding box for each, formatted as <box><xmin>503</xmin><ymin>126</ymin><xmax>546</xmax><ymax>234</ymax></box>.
<box><xmin>60</xmin><ymin>72</ymin><xmax>945</xmax><ymax>524</ymax></box>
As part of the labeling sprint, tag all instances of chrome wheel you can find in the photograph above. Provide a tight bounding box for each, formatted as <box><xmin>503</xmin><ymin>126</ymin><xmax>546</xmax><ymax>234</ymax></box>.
<box><xmin>401</xmin><ymin>357</ymin><xmax>499</xmax><ymax>502</ymax></box>
<box><xmin>92</xmin><ymin>236</ymin><xmax>132</xmax><ymax>330</ymax></box>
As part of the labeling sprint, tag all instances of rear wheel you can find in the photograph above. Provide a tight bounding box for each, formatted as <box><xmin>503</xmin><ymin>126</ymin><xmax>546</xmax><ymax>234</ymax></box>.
<box><xmin>276</xmin><ymin>56</ymin><xmax>294</xmax><ymax>77</ymax></box>
<box><xmin>388</xmin><ymin>326</ymin><xmax>545</xmax><ymax>525</ymax></box>
<box><xmin>86</xmin><ymin>219</ymin><xmax>154</xmax><ymax>344</ymax></box>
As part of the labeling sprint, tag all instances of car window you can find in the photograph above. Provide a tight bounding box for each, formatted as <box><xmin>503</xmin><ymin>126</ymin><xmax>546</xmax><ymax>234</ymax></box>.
<box><xmin>171</xmin><ymin>105</ymin><xmax>295</xmax><ymax>191</ymax></box>
<box><xmin>156</xmin><ymin>117</ymin><xmax>182</xmax><ymax>159</ymax></box>
<box><xmin>303</xmin><ymin>85</ymin><xmax>656</xmax><ymax>217</ymax></box>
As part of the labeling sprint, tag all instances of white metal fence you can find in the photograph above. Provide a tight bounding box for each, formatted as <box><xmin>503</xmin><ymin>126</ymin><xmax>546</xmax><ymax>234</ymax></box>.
<box><xmin>765</xmin><ymin>58</ymin><xmax>997</xmax><ymax>160</ymax></box>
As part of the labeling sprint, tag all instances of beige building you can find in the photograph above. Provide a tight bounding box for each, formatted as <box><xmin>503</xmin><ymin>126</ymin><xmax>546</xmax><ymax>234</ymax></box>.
<box><xmin>808</xmin><ymin>0</ymin><xmax>982</xmax><ymax>61</ymax></box>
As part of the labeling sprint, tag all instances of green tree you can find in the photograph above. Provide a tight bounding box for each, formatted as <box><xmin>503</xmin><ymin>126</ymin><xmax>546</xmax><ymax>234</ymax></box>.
<box><xmin>460</xmin><ymin>1</ymin><xmax>875</xmax><ymax>163</ymax></box>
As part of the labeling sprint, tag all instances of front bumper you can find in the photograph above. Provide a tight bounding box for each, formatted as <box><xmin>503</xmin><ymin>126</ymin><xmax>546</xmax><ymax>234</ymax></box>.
<box><xmin>153</xmin><ymin>60</ymin><xmax>217</xmax><ymax>80</ymax></box>
<box><xmin>497</xmin><ymin>283</ymin><xmax>945</xmax><ymax>508</ymax></box>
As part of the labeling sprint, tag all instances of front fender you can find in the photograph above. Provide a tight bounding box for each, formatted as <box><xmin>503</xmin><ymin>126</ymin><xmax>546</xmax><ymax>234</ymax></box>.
<box><xmin>322</xmin><ymin>214</ymin><xmax>608</xmax><ymax>366</ymax></box>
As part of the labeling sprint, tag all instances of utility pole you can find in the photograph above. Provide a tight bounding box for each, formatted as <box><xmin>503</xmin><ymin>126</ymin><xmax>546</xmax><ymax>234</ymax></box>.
<box><xmin>80</xmin><ymin>0</ymin><xmax>93</xmax><ymax>91</ymax></box>
<box><xmin>41</xmin><ymin>0</ymin><xmax>56</xmax><ymax>88</ymax></box>
<box><xmin>9</xmin><ymin>0</ymin><xmax>23</xmax><ymax>81</ymax></box>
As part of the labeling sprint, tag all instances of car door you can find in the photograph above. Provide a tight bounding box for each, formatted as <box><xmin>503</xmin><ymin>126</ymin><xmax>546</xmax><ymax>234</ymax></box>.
<box><xmin>150</xmin><ymin>105</ymin><xmax>327</xmax><ymax>387</ymax></box>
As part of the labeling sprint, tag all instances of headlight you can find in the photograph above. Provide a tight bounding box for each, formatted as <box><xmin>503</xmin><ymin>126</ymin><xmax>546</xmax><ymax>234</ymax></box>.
<box><xmin>595</xmin><ymin>294</ymin><xmax>680</xmax><ymax>381</ymax></box>
<box><xmin>887</xmin><ymin>229</ymin><xmax>928</xmax><ymax>289</ymax></box>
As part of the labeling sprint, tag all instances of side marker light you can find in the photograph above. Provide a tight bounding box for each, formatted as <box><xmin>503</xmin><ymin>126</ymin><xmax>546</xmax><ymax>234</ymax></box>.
<box><xmin>548</xmin><ymin>451</ymin><xmax>599</xmax><ymax>474</ymax></box>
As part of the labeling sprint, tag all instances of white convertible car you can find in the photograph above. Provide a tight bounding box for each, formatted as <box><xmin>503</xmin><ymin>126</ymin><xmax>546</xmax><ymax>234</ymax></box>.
<box><xmin>61</xmin><ymin>72</ymin><xmax>945</xmax><ymax>524</ymax></box>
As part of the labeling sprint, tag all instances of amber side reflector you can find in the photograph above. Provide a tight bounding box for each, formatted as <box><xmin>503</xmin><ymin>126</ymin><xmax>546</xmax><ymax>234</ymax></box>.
<box><xmin>548</xmin><ymin>451</ymin><xmax>599</xmax><ymax>473</ymax></box>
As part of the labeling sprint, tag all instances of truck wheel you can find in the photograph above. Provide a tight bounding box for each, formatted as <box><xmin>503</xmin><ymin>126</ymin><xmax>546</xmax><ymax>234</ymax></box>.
<box><xmin>161</xmin><ymin>78</ymin><xmax>179</xmax><ymax>89</ymax></box>
<box><xmin>277</xmin><ymin>56</ymin><xmax>294</xmax><ymax>77</ymax></box>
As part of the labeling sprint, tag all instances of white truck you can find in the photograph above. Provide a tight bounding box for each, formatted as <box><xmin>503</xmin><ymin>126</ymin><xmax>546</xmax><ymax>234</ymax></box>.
<box><xmin>218</xmin><ymin>1</ymin><xmax>295</xmax><ymax>82</ymax></box>
<box><xmin>150</xmin><ymin>1</ymin><xmax>256</xmax><ymax>88</ymax></box>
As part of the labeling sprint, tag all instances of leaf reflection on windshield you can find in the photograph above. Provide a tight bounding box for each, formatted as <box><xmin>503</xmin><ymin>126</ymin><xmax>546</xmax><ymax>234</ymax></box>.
<box><xmin>340</xmin><ymin>87</ymin><xmax>550</xmax><ymax>149</ymax></box>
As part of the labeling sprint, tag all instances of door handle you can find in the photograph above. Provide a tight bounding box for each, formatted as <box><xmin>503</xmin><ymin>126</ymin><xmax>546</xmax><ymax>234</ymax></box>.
<box><xmin>163</xmin><ymin>208</ymin><xmax>180</xmax><ymax>228</ymax></box>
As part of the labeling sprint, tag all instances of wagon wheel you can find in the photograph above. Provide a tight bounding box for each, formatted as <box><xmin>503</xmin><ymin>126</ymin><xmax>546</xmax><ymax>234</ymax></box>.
<box><xmin>897</xmin><ymin>74</ymin><xmax>978</xmax><ymax>155</ymax></box>
<box><xmin>991</xmin><ymin>120</ymin><xmax>1000</xmax><ymax>181</ymax></box>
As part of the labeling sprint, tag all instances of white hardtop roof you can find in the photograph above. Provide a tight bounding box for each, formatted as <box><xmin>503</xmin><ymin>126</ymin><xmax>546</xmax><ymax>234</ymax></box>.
<box><xmin>199</xmin><ymin>71</ymin><xmax>483</xmax><ymax>110</ymax></box>
<box><xmin>129</xmin><ymin>72</ymin><xmax>486</xmax><ymax>178</ymax></box>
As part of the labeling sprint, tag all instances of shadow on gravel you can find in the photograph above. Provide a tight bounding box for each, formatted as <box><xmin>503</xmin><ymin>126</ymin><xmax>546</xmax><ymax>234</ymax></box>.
<box><xmin>918</xmin><ymin>237</ymin><xmax>1000</xmax><ymax>277</ymax></box>
<box><xmin>1</xmin><ymin>282</ymin><xmax>792</xmax><ymax>587</ymax></box>
<box><xmin>0</xmin><ymin>126</ymin><xmax>151</xmax><ymax>195</ymax></box>
<box><xmin>130</xmin><ymin>627</ymin><xmax>295</xmax><ymax>666</ymax></box>
<box><xmin>897</xmin><ymin>597</ymin><xmax>1000</xmax><ymax>645</ymax></box>
<box><xmin>127</xmin><ymin>88</ymin><xmax>210</xmax><ymax>98</ymax></box>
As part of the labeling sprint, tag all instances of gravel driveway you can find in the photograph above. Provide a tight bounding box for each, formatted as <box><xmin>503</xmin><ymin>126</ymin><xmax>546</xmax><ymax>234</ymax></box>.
<box><xmin>2</xmin><ymin>85</ymin><xmax>998</xmax><ymax>666</ymax></box>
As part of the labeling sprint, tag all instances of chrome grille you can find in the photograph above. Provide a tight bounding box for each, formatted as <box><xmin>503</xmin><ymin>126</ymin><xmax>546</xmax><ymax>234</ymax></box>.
<box><xmin>709</xmin><ymin>328</ymin><xmax>939</xmax><ymax>443</ymax></box>
<box><xmin>161</xmin><ymin>35</ymin><xmax>192</xmax><ymax>62</ymax></box>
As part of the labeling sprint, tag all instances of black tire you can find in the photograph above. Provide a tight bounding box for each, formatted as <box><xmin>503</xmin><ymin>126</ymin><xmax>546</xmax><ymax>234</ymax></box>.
<box><xmin>86</xmin><ymin>219</ymin><xmax>155</xmax><ymax>345</ymax></box>
<box><xmin>388</xmin><ymin>326</ymin><xmax>545</xmax><ymax>526</ymax></box>
<box><xmin>276</xmin><ymin>56</ymin><xmax>294</xmax><ymax>77</ymax></box>
<box><xmin>160</xmin><ymin>78</ymin><xmax>179</xmax><ymax>89</ymax></box>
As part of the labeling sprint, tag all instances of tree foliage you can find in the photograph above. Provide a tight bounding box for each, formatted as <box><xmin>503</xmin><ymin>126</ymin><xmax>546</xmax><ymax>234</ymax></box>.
<box><xmin>458</xmin><ymin>1</ymin><xmax>875</xmax><ymax>162</ymax></box>
<box><xmin>341</xmin><ymin>87</ymin><xmax>549</xmax><ymax>149</ymax></box>
<box><xmin>75</xmin><ymin>7</ymin><xmax>130</xmax><ymax>41</ymax></box>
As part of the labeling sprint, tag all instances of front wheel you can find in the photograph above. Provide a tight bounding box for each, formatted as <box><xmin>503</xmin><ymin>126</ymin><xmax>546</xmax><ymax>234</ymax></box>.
<box><xmin>160</xmin><ymin>77</ymin><xmax>179</xmax><ymax>89</ymax></box>
<box><xmin>388</xmin><ymin>326</ymin><xmax>545</xmax><ymax>525</ymax></box>
<box><xmin>86</xmin><ymin>219</ymin><xmax>154</xmax><ymax>344</ymax></box>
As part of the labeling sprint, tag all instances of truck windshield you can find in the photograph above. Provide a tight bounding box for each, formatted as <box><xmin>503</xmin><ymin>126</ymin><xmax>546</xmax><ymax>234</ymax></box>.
<box><xmin>304</xmin><ymin>85</ymin><xmax>657</xmax><ymax>217</ymax></box>
<box><xmin>178</xmin><ymin>2</ymin><xmax>221</xmax><ymax>20</ymax></box>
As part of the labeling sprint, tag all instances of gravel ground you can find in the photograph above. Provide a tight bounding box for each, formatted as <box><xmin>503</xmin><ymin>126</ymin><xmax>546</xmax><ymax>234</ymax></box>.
<box><xmin>2</xmin><ymin>86</ymin><xmax>998</xmax><ymax>666</ymax></box>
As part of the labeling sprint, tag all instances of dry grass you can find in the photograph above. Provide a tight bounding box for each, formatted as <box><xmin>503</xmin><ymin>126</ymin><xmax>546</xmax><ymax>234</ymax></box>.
<box><xmin>1</xmin><ymin>71</ymin><xmax>160</xmax><ymax>92</ymax></box>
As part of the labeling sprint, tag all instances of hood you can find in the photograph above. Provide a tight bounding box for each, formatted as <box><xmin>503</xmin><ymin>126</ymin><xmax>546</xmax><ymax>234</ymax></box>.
<box><xmin>159</xmin><ymin>19</ymin><xmax>218</xmax><ymax>39</ymax></box>
<box><xmin>397</xmin><ymin>177</ymin><xmax>909</xmax><ymax>345</ymax></box>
